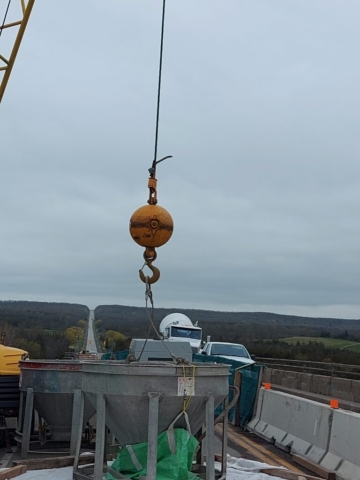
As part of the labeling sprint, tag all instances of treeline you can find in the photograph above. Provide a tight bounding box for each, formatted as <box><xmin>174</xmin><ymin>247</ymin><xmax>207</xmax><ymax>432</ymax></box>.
<box><xmin>251</xmin><ymin>340</ymin><xmax>360</xmax><ymax>364</ymax></box>
<box><xmin>2</xmin><ymin>301</ymin><xmax>360</xmax><ymax>364</ymax></box>
<box><xmin>0</xmin><ymin>301</ymin><xmax>89</xmax><ymax>359</ymax></box>
<box><xmin>94</xmin><ymin>305</ymin><xmax>360</xmax><ymax>344</ymax></box>
<box><xmin>95</xmin><ymin>305</ymin><xmax>360</xmax><ymax>364</ymax></box>
<box><xmin>94</xmin><ymin>305</ymin><xmax>360</xmax><ymax>335</ymax></box>
<box><xmin>0</xmin><ymin>301</ymin><xmax>89</xmax><ymax>330</ymax></box>
<box><xmin>3</xmin><ymin>325</ymin><xmax>69</xmax><ymax>359</ymax></box>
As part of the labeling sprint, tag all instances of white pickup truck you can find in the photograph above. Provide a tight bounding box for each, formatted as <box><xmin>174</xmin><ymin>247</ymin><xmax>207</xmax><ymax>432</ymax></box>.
<box><xmin>200</xmin><ymin>342</ymin><xmax>255</xmax><ymax>365</ymax></box>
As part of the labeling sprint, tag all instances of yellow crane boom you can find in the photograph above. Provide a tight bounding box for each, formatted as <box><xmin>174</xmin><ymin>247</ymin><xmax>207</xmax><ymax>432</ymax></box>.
<box><xmin>0</xmin><ymin>0</ymin><xmax>35</xmax><ymax>103</ymax></box>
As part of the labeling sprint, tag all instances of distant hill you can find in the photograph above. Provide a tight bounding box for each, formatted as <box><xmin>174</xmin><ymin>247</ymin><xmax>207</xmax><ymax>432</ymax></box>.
<box><xmin>95</xmin><ymin>304</ymin><xmax>360</xmax><ymax>328</ymax></box>
<box><xmin>0</xmin><ymin>301</ymin><xmax>89</xmax><ymax>331</ymax></box>
<box><xmin>1</xmin><ymin>301</ymin><xmax>358</xmax><ymax>363</ymax></box>
<box><xmin>0</xmin><ymin>301</ymin><xmax>90</xmax><ymax>359</ymax></box>
<box><xmin>94</xmin><ymin>304</ymin><xmax>360</xmax><ymax>344</ymax></box>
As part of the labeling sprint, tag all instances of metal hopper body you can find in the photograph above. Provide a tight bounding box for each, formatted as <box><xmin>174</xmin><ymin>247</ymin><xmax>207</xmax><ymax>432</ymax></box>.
<box><xmin>19</xmin><ymin>360</ymin><xmax>96</xmax><ymax>441</ymax></box>
<box><xmin>81</xmin><ymin>361</ymin><xmax>230</xmax><ymax>444</ymax></box>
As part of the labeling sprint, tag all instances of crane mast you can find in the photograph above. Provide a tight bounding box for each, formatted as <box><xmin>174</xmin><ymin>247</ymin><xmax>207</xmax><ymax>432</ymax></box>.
<box><xmin>0</xmin><ymin>0</ymin><xmax>35</xmax><ymax>103</ymax></box>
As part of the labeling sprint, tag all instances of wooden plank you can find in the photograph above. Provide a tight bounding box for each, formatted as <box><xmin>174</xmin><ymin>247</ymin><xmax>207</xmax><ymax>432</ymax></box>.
<box><xmin>0</xmin><ymin>465</ymin><xmax>27</xmax><ymax>480</ymax></box>
<box><xmin>292</xmin><ymin>454</ymin><xmax>336</xmax><ymax>480</ymax></box>
<box><xmin>260</xmin><ymin>467</ymin><xmax>323</xmax><ymax>480</ymax></box>
<box><xmin>13</xmin><ymin>454</ymin><xmax>95</xmax><ymax>471</ymax></box>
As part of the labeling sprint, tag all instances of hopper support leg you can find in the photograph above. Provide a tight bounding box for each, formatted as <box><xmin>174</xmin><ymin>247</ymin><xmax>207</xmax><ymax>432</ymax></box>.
<box><xmin>21</xmin><ymin>388</ymin><xmax>34</xmax><ymax>459</ymax></box>
<box><xmin>221</xmin><ymin>396</ymin><xmax>228</xmax><ymax>478</ymax></box>
<box><xmin>71</xmin><ymin>389</ymin><xmax>84</xmax><ymax>459</ymax></box>
<box><xmin>94</xmin><ymin>393</ymin><xmax>106</xmax><ymax>480</ymax></box>
<box><xmin>17</xmin><ymin>391</ymin><xmax>24</xmax><ymax>432</ymax></box>
<box><xmin>205</xmin><ymin>395</ymin><xmax>215</xmax><ymax>480</ymax></box>
<box><xmin>147</xmin><ymin>392</ymin><xmax>161</xmax><ymax>480</ymax></box>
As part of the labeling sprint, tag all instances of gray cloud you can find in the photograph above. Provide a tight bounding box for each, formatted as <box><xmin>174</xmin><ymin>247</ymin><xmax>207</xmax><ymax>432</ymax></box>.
<box><xmin>1</xmin><ymin>0</ymin><xmax>360</xmax><ymax>318</ymax></box>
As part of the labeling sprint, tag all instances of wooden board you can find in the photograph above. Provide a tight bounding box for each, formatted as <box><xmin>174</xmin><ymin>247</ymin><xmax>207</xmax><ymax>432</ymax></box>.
<box><xmin>260</xmin><ymin>467</ymin><xmax>324</xmax><ymax>480</ymax></box>
<box><xmin>13</xmin><ymin>454</ymin><xmax>95</xmax><ymax>471</ymax></box>
<box><xmin>292</xmin><ymin>454</ymin><xmax>336</xmax><ymax>480</ymax></box>
<box><xmin>0</xmin><ymin>465</ymin><xmax>27</xmax><ymax>480</ymax></box>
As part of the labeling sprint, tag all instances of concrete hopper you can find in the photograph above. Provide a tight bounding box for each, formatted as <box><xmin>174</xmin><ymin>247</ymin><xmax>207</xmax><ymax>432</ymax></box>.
<box><xmin>80</xmin><ymin>360</ymin><xmax>230</xmax><ymax>445</ymax></box>
<box><xmin>19</xmin><ymin>360</ymin><xmax>96</xmax><ymax>442</ymax></box>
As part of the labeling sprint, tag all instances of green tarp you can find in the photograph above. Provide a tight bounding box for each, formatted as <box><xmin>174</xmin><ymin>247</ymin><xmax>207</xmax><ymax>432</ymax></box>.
<box><xmin>102</xmin><ymin>350</ymin><xmax>129</xmax><ymax>360</ymax></box>
<box><xmin>106</xmin><ymin>411</ymin><xmax>199</xmax><ymax>480</ymax></box>
<box><xmin>193</xmin><ymin>353</ymin><xmax>262</xmax><ymax>426</ymax></box>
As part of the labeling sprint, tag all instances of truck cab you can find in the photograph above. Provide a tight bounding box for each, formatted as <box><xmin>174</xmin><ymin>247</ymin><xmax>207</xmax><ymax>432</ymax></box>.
<box><xmin>159</xmin><ymin>313</ymin><xmax>202</xmax><ymax>352</ymax></box>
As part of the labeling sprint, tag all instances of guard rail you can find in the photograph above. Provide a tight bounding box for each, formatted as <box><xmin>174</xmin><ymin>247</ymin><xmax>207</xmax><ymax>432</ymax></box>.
<box><xmin>255</xmin><ymin>357</ymin><xmax>360</xmax><ymax>379</ymax></box>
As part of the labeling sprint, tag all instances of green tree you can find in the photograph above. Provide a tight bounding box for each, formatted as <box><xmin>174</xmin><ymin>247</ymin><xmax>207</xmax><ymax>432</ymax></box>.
<box><xmin>104</xmin><ymin>330</ymin><xmax>129</xmax><ymax>351</ymax></box>
<box><xmin>17</xmin><ymin>339</ymin><xmax>42</xmax><ymax>358</ymax></box>
<box><xmin>65</xmin><ymin>327</ymin><xmax>83</xmax><ymax>346</ymax></box>
<box><xmin>78</xmin><ymin>319</ymin><xmax>87</xmax><ymax>329</ymax></box>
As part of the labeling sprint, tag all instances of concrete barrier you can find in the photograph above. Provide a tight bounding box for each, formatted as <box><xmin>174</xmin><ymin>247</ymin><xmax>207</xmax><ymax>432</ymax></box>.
<box><xmin>247</xmin><ymin>387</ymin><xmax>360</xmax><ymax>480</ymax></box>
<box><xmin>262</xmin><ymin>369</ymin><xmax>271</xmax><ymax>384</ymax></box>
<box><xmin>320</xmin><ymin>409</ymin><xmax>360</xmax><ymax>480</ymax></box>
<box><xmin>264</xmin><ymin>368</ymin><xmax>360</xmax><ymax>403</ymax></box>
<box><xmin>330</xmin><ymin>377</ymin><xmax>355</xmax><ymax>402</ymax></box>
<box><xmin>247</xmin><ymin>388</ymin><xmax>332</xmax><ymax>463</ymax></box>
<box><xmin>297</xmin><ymin>372</ymin><xmax>313</xmax><ymax>392</ymax></box>
<box><xmin>309</xmin><ymin>374</ymin><xmax>331</xmax><ymax>396</ymax></box>
<box><xmin>352</xmin><ymin>379</ymin><xmax>360</xmax><ymax>403</ymax></box>
<box><xmin>269</xmin><ymin>369</ymin><xmax>286</xmax><ymax>386</ymax></box>
<box><xmin>282</xmin><ymin>371</ymin><xmax>298</xmax><ymax>389</ymax></box>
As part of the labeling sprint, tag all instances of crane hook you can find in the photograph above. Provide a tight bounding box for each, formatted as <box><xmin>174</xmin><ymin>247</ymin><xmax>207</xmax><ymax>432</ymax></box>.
<box><xmin>130</xmin><ymin>157</ymin><xmax>173</xmax><ymax>286</ymax></box>
<box><xmin>139</xmin><ymin>250</ymin><xmax>161</xmax><ymax>285</ymax></box>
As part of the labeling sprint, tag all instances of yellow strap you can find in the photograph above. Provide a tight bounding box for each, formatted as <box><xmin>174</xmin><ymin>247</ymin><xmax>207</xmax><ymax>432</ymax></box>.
<box><xmin>182</xmin><ymin>364</ymin><xmax>196</xmax><ymax>412</ymax></box>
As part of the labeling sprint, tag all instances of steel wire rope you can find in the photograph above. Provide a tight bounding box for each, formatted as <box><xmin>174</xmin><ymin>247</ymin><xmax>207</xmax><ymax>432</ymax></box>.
<box><xmin>138</xmin><ymin>280</ymin><xmax>178</xmax><ymax>362</ymax></box>
<box><xmin>145</xmin><ymin>285</ymin><xmax>190</xmax><ymax>364</ymax></box>
<box><xmin>136</xmin><ymin>0</ymin><xmax>181</xmax><ymax>363</ymax></box>
<box><xmin>136</xmin><ymin>279</ymin><xmax>190</xmax><ymax>364</ymax></box>
<box><xmin>134</xmin><ymin>318</ymin><xmax>152</xmax><ymax>362</ymax></box>
<box><xmin>0</xmin><ymin>0</ymin><xmax>12</xmax><ymax>39</ymax></box>
<box><xmin>153</xmin><ymin>0</ymin><xmax>167</xmax><ymax>168</ymax></box>
<box><xmin>136</xmin><ymin>1</ymin><xmax>187</xmax><ymax>366</ymax></box>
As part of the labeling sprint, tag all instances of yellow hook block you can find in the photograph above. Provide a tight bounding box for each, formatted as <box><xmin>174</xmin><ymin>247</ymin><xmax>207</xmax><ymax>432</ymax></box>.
<box><xmin>129</xmin><ymin>204</ymin><xmax>173</xmax><ymax>249</ymax></box>
<box><xmin>129</xmin><ymin>157</ymin><xmax>174</xmax><ymax>285</ymax></box>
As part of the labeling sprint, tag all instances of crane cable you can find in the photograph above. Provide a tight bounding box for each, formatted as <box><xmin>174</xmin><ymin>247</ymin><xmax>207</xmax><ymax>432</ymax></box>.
<box><xmin>153</xmin><ymin>0</ymin><xmax>167</xmax><ymax>169</ymax></box>
<box><xmin>0</xmin><ymin>0</ymin><xmax>12</xmax><ymax>39</ymax></box>
<box><xmin>135</xmin><ymin>0</ymin><xmax>188</xmax><ymax>365</ymax></box>
<box><xmin>136</xmin><ymin>0</ymin><xmax>169</xmax><ymax>363</ymax></box>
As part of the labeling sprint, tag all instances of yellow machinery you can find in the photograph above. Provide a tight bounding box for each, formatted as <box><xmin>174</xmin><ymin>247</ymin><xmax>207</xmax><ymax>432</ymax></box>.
<box><xmin>0</xmin><ymin>343</ymin><xmax>27</xmax><ymax>418</ymax></box>
<box><xmin>0</xmin><ymin>344</ymin><xmax>27</xmax><ymax>375</ymax></box>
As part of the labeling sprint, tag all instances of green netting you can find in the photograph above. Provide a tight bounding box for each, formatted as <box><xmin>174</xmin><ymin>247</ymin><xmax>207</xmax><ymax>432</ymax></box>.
<box><xmin>106</xmin><ymin>412</ymin><xmax>199</xmax><ymax>480</ymax></box>
<box><xmin>193</xmin><ymin>354</ymin><xmax>262</xmax><ymax>426</ymax></box>
<box><xmin>101</xmin><ymin>350</ymin><xmax>129</xmax><ymax>360</ymax></box>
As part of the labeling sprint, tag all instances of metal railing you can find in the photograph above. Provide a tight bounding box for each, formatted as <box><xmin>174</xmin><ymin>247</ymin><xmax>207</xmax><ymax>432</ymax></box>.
<box><xmin>255</xmin><ymin>357</ymin><xmax>360</xmax><ymax>379</ymax></box>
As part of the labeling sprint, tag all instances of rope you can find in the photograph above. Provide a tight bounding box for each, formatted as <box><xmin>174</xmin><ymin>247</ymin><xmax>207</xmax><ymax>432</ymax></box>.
<box><xmin>0</xmin><ymin>0</ymin><xmax>12</xmax><ymax>39</ymax></box>
<box><xmin>135</xmin><ymin>280</ymin><xmax>190</xmax><ymax>364</ymax></box>
<box><xmin>135</xmin><ymin>278</ymin><xmax>153</xmax><ymax>361</ymax></box>
<box><xmin>143</xmin><ymin>281</ymin><xmax>178</xmax><ymax>362</ymax></box>
<box><xmin>153</xmin><ymin>0</ymin><xmax>167</xmax><ymax>167</ymax></box>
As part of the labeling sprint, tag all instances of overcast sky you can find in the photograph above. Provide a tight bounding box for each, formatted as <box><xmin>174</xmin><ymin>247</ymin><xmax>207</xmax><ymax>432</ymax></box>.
<box><xmin>1</xmin><ymin>0</ymin><xmax>360</xmax><ymax>319</ymax></box>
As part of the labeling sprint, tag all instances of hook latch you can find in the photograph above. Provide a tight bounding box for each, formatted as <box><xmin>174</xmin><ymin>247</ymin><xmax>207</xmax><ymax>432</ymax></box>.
<box><xmin>139</xmin><ymin>249</ymin><xmax>161</xmax><ymax>285</ymax></box>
